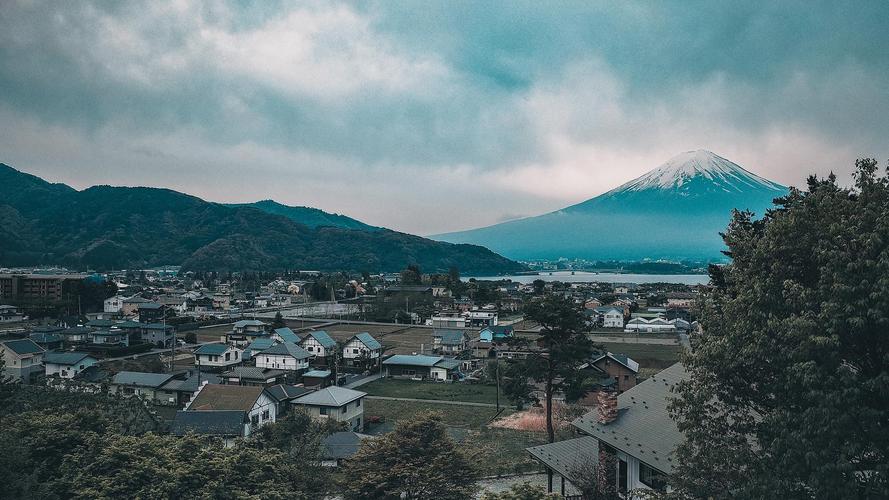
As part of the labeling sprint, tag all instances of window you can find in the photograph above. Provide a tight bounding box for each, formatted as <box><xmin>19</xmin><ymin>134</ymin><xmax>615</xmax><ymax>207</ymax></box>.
<box><xmin>356</xmin><ymin>398</ymin><xmax>361</xmax><ymax>407</ymax></box>
<box><xmin>266</xmin><ymin>358</ymin><xmax>270</xmax><ymax>363</ymax></box>
<box><xmin>639</xmin><ymin>462</ymin><xmax>668</xmax><ymax>491</ymax></box>
<box><xmin>342</xmin><ymin>406</ymin><xmax>348</xmax><ymax>414</ymax></box>
<box><xmin>251</xmin><ymin>414</ymin><xmax>259</xmax><ymax>426</ymax></box>
<box><xmin>624</xmin><ymin>375</ymin><xmax>629</xmax><ymax>381</ymax></box>
<box><xmin>306</xmin><ymin>346</ymin><xmax>313</xmax><ymax>352</ymax></box>
<box><xmin>262</xmin><ymin>410</ymin><xmax>270</xmax><ymax>421</ymax></box>
<box><xmin>225</xmin><ymin>352</ymin><xmax>231</xmax><ymax>361</ymax></box>
<box><xmin>319</xmin><ymin>407</ymin><xmax>328</xmax><ymax>415</ymax></box>
<box><xmin>618</xmin><ymin>459</ymin><xmax>628</xmax><ymax>493</ymax></box>
<box><xmin>353</xmin><ymin>348</ymin><xmax>359</xmax><ymax>354</ymax></box>
<box><xmin>234</xmin><ymin>351</ymin><xmax>239</xmax><ymax>359</ymax></box>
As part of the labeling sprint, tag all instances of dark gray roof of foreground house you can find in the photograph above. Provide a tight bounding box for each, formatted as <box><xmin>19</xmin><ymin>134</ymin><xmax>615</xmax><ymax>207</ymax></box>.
<box><xmin>112</xmin><ymin>371</ymin><xmax>177</xmax><ymax>388</ymax></box>
<box><xmin>572</xmin><ymin>362</ymin><xmax>687</xmax><ymax>475</ymax></box>
<box><xmin>262</xmin><ymin>341</ymin><xmax>312</xmax><ymax>360</ymax></box>
<box><xmin>266</xmin><ymin>384</ymin><xmax>314</xmax><ymax>403</ymax></box>
<box><xmin>322</xmin><ymin>431</ymin><xmax>374</xmax><ymax>460</ymax></box>
<box><xmin>170</xmin><ymin>410</ymin><xmax>245</xmax><ymax>437</ymax></box>
<box><xmin>526</xmin><ymin>436</ymin><xmax>599</xmax><ymax>483</ymax></box>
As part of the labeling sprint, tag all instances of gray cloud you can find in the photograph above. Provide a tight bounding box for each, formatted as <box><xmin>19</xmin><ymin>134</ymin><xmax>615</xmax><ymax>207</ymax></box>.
<box><xmin>1</xmin><ymin>0</ymin><xmax>888</xmax><ymax>235</ymax></box>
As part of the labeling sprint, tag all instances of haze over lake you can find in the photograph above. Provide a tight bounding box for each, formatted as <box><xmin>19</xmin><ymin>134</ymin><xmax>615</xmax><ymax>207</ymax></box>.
<box><xmin>465</xmin><ymin>271</ymin><xmax>710</xmax><ymax>285</ymax></box>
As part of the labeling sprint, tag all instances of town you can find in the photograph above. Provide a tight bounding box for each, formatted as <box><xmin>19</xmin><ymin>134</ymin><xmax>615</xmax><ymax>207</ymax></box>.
<box><xmin>1</xmin><ymin>266</ymin><xmax>699</xmax><ymax>497</ymax></box>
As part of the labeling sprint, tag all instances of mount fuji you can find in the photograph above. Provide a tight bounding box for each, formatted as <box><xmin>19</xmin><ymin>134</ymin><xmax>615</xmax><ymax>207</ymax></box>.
<box><xmin>432</xmin><ymin>150</ymin><xmax>788</xmax><ymax>261</ymax></box>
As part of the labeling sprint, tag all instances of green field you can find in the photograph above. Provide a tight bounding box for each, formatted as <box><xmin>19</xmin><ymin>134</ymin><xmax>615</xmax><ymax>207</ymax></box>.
<box><xmin>600</xmin><ymin>342</ymin><xmax>682</xmax><ymax>369</ymax></box>
<box><xmin>361</xmin><ymin>379</ymin><xmax>504</xmax><ymax>404</ymax></box>
<box><xmin>363</xmin><ymin>399</ymin><xmax>549</xmax><ymax>476</ymax></box>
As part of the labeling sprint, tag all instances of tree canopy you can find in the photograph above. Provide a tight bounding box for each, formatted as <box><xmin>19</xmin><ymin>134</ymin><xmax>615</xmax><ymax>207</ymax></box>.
<box><xmin>669</xmin><ymin>160</ymin><xmax>889</xmax><ymax>498</ymax></box>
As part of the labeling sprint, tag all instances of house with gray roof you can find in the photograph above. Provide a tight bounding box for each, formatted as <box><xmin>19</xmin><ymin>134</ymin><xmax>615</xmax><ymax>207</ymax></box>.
<box><xmin>110</xmin><ymin>371</ymin><xmax>179</xmax><ymax>404</ymax></box>
<box><xmin>0</xmin><ymin>304</ymin><xmax>24</xmax><ymax>323</ymax></box>
<box><xmin>528</xmin><ymin>362</ymin><xmax>687</xmax><ymax>496</ymax></box>
<box><xmin>170</xmin><ymin>410</ymin><xmax>248</xmax><ymax>447</ymax></box>
<box><xmin>194</xmin><ymin>343</ymin><xmax>243</xmax><ymax>370</ymax></box>
<box><xmin>255</xmin><ymin>341</ymin><xmax>312</xmax><ymax>372</ymax></box>
<box><xmin>243</xmin><ymin>338</ymin><xmax>276</xmax><ymax>360</ymax></box>
<box><xmin>220</xmin><ymin>366</ymin><xmax>286</xmax><ymax>387</ymax></box>
<box><xmin>180</xmin><ymin>383</ymin><xmax>277</xmax><ymax>443</ymax></box>
<box><xmin>29</xmin><ymin>331</ymin><xmax>64</xmax><ymax>350</ymax></box>
<box><xmin>431</xmin><ymin>329</ymin><xmax>468</xmax><ymax>354</ymax></box>
<box><xmin>382</xmin><ymin>354</ymin><xmax>461</xmax><ymax>381</ymax></box>
<box><xmin>342</xmin><ymin>332</ymin><xmax>382</xmax><ymax>366</ymax></box>
<box><xmin>1</xmin><ymin>338</ymin><xmax>45</xmax><ymax>383</ymax></box>
<box><xmin>227</xmin><ymin>319</ymin><xmax>269</xmax><ymax>347</ymax></box>
<box><xmin>291</xmin><ymin>386</ymin><xmax>366</xmax><ymax>431</ymax></box>
<box><xmin>266</xmin><ymin>383</ymin><xmax>315</xmax><ymax>414</ymax></box>
<box><xmin>321</xmin><ymin>431</ymin><xmax>374</xmax><ymax>466</ymax></box>
<box><xmin>43</xmin><ymin>351</ymin><xmax>98</xmax><ymax>379</ymax></box>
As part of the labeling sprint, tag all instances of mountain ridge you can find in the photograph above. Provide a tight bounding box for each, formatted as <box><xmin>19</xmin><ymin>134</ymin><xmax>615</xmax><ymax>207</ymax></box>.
<box><xmin>0</xmin><ymin>163</ymin><xmax>523</xmax><ymax>274</ymax></box>
<box><xmin>226</xmin><ymin>200</ymin><xmax>378</xmax><ymax>231</ymax></box>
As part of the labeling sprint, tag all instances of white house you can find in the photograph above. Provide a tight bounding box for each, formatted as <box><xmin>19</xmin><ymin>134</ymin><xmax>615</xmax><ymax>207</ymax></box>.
<box><xmin>596</xmin><ymin>307</ymin><xmax>625</xmax><ymax>328</ymax></box>
<box><xmin>0</xmin><ymin>339</ymin><xmax>45</xmax><ymax>383</ymax></box>
<box><xmin>665</xmin><ymin>292</ymin><xmax>696</xmax><ymax>308</ymax></box>
<box><xmin>0</xmin><ymin>305</ymin><xmax>24</xmax><ymax>323</ymax></box>
<box><xmin>468</xmin><ymin>310</ymin><xmax>498</xmax><ymax>327</ymax></box>
<box><xmin>103</xmin><ymin>295</ymin><xmax>125</xmax><ymax>314</ymax></box>
<box><xmin>227</xmin><ymin>320</ymin><xmax>269</xmax><ymax>347</ymax></box>
<box><xmin>194</xmin><ymin>343</ymin><xmax>243</xmax><ymax>369</ymax></box>
<box><xmin>342</xmin><ymin>332</ymin><xmax>382</xmax><ymax>366</ymax></box>
<box><xmin>291</xmin><ymin>386</ymin><xmax>366</xmax><ymax>432</ymax></box>
<box><xmin>43</xmin><ymin>351</ymin><xmax>98</xmax><ymax>379</ymax></box>
<box><xmin>299</xmin><ymin>330</ymin><xmax>337</xmax><ymax>359</ymax></box>
<box><xmin>624</xmin><ymin>317</ymin><xmax>676</xmax><ymax>333</ymax></box>
<box><xmin>255</xmin><ymin>341</ymin><xmax>313</xmax><ymax>372</ymax></box>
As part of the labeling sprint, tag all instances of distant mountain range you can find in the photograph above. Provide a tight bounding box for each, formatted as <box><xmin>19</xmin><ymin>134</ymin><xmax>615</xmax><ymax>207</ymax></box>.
<box><xmin>0</xmin><ymin>163</ymin><xmax>523</xmax><ymax>274</ymax></box>
<box><xmin>433</xmin><ymin>150</ymin><xmax>788</xmax><ymax>261</ymax></box>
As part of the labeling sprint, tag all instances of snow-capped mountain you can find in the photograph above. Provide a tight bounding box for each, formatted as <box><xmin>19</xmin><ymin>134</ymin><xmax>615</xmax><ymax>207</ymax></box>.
<box><xmin>609</xmin><ymin>150</ymin><xmax>785</xmax><ymax>194</ymax></box>
<box><xmin>432</xmin><ymin>150</ymin><xmax>788</xmax><ymax>261</ymax></box>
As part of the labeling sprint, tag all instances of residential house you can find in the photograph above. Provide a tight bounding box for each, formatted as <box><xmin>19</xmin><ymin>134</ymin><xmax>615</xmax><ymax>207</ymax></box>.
<box><xmin>220</xmin><ymin>366</ymin><xmax>287</xmax><ymax>387</ymax></box>
<box><xmin>89</xmin><ymin>329</ymin><xmax>129</xmax><ymax>346</ymax></box>
<box><xmin>140</xmin><ymin>323</ymin><xmax>175</xmax><ymax>347</ymax></box>
<box><xmin>255</xmin><ymin>341</ymin><xmax>312</xmax><ymax>372</ymax></box>
<box><xmin>194</xmin><ymin>343</ymin><xmax>243</xmax><ymax>370</ymax></box>
<box><xmin>171</xmin><ymin>410</ymin><xmax>250</xmax><ymax>447</ymax></box>
<box><xmin>586</xmin><ymin>352</ymin><xmax>640</xmax><ymax>393</ymax></box>
<box><xmin>43</xmin><ymin>351</ymin><xmax>98</xmax><ymax>379</ymax></box>
<box><xmin>291</xmin><ymin>386</ymin><xmax>366</xmax><ymax>432</ymax></box>
<box><xmin>120</xmin><ymin>295</ymin><xmax>151</xmax><ymax>316</ymax></box>
<box><xmin>432</xmin><ymin>329</ymin><xmax>468</xmax><ymax>354</ymax></box>
<box><xmin>266</xmin><ymin>383</ymin><xmax>314</xmax><ymax>415</ymax></box>
<box><xmin>321</xmin><ymin>431</ymin><xmax>374</xmax><ymax>467</ymax></box>
<box><xmin>302</xmin><ymin>369</ymin><xmax>333</xmax><ymax>388</ymax></box>
<box><xmin>227</xmin><ymin>320</ymin><xmax>269</xmax><ymax>347</ymax></box>
<box><xmin>161</xmin><ymin>372</ymin><xmax>222</xmax><ymax>407</ymax></box>
<box><xmin>665</xmin><ymin>292</ymin><xmax>696</xmax><ymax>309</ymax></box>
<box><xmin>430</xmin><ymin>315</ymin><xmax>467</xmax><ymax>329</ymax></box>
<box><xmin>137</xmin><ymin>303</ymin><xmax>170</xmax><ymax>323</ymax></box>
<box><xmin>0</xmin><ymin>339</ymin><xmax>45</xmax><ymax>383</ymax></box>
<box><xmin>342</xmin><ymin>332</ymin><xmax>382</xmax><ymax>366</ymax></box>
<box><xmin>29</xmin><ymin>331</ymin><xmax>64</xmax><ymax>350</ymax></box>
<box><xmin>527</xmin><ymin>363</ymin><xmax>686</xmax><ymax>496</ymax></box>
<box><xmin>103</xmin><ymin>295</ymin><xmax>125</xmax><ymax>314</ymax></box>
<box><xmin>596</xmin><ymin>306</ymin><xmax>626</xmax><ymax>328</ymax></box>
<box><xmin>468</xmin><ymin>310</ymin><xmax>498</xmax><ymax>327</ymax></box>
<box><xmin>382</xmin><ymin>354</ymin><xmax>460</xmax><ymax>381</ymax></box>
<box><xmin>243</xmin><ymin>338</ymin><xmax>276</xmax><ymax>361</ymax></box>
<box><xmin>299</xmin><ymin>330</ymin><xmax>337</xmax><ymax>363</ymax></box>
<box><xmin>479</xmin><ymin>325</ymin><xmax>514</xmax><ymax>342</ymax></box>
<box><xmin>177</xmin><ymin>384</ymin><xmax>278</xmax><ymax>444</ymax></box>
<box><xmin>110</xmin><ymin>371</ymin><xmax>179</xmax><ymax>404</ymax></box>
<box><xmin>624</xmin><ymin>317</ymin><xmax>675</xmax><ymax>333</ymax></box>
<box><xmin>271</xmin><ymin>327</ymin><xmax>301</xmax><ymax>344</ymax></box>
<box><xmin>0</xmin><ymin>304</ymin><xmax>24</xmax><ymax>323</ymax></box>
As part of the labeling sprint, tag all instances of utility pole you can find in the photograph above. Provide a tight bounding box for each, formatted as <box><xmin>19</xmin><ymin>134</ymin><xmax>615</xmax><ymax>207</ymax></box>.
<box><xmin>495</xmin><ymin>360</ymin><xmax>500</xmax><ymax>411</ymax></box>
<box><xmin>166</xmin><ymin>312</ymin><xmax>173</xmax><ymax>373</ymax></box>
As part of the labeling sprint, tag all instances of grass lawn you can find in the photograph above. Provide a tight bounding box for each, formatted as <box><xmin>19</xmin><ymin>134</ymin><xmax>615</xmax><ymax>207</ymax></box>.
<box><xmin>363</xmin><ymin>399</ymin><xmax>550</xmax><ymax>476</ymax></box>
<box><xmin>361</xmin><ymin>378</ymin><xmax>504</xmax><ymax>404</ymax></box>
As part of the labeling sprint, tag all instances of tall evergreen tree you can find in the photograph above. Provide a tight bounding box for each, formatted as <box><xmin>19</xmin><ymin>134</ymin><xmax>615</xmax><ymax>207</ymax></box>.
<box><xmin>669</xmin><ymin>159</ymin><xmax>889</xmax><ymax>498</ymax></box>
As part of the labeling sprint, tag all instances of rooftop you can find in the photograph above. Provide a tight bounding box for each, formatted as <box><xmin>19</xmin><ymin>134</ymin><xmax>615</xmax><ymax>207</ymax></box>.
<box><xmin>170</xmin><ymin>410</ymin><xmax>245</xmax><ymax>437</ymax></box>
<box><xmin>2</xmin><ymin>338</ymin><xmax>45</xmax><ymax>356</ymax></box>
<box><xmin>352</xmin><ymin>332</ymin><xmax>382</xmax><ymax>350</ymax></box>
<box><xmin>303</xmin><ymin>330</ymin><xmax>336</xmax><ymax>349</ymax></box>
<box><xmin>293</xmin><ymin>386</ymin><xmax>365</xmax><ymax>407</ymax></box>
<box><xmin>112</xmin><ymin>371</ymin><xmax>177</xmax><ymax>388</ymax></box>
<box><xmin>194</xmin><ymin>343</ymin><xmax>231</xmax><ymax>355</ymax></box>
<box><xmin>383</xmin><ymin>354</ymin><xmax>443</xmax><ymax>367</ymax></box>
<box><xmin>262</xmin><ymin>341</ymin><xmax>312</xmax><ymax>360</ymax></box>
<box><xmin>43</xmin><ymin>351</ymin><xmax>94</xmax><ymax>366</ymax></box>
<box><xmin>188</xmin><ymin>384</ymin><xmax>265</xmax><ymax>412</ymax></box>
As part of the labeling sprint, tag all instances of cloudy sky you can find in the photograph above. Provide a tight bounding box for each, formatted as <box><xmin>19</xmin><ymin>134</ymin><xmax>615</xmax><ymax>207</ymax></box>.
<box><xmin>2</xmin><ymin>1</ymin><xmax>888</xmax><ymax>235</ymax></box>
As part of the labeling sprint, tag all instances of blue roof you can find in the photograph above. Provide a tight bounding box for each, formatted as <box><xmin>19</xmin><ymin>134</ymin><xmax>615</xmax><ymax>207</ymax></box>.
<box><xmin>43</xmin><ymin>351</ymin><xmax>94</xmax><ymax>365</ymax></box>
<box><xmin>244</xmin><ymin>338</ymin><xmax>275</xmax><ymax>352</ymax></box>
<box><xmin>86</xmin><ymin>319</ymin><xmax>116</xmax><ymax>327</ymax></box>
<box><xmin>263</xmin><ymin>342</ymin><xmax>312</xmax><ymax>360</ymax></box>
<box><xmin>2</xmin><ymin>338</ymin><xmax>45</xmax><ymax>355</ymax></box>
<box><xmin>303</xmin><ymin>369</ymin><xmax>332</xmax><ymax>378</ymax></box>
<box><xmin>383</xmin><ymin>354</ymin><xmax>443</xmax><ymax>367</ymax></box>
<box><xmin>434</xmin><ymin>329</ymin><xmax>466</xmax><ymax>345</ymax></box>
<box><xmin>304</xmin><ymin>330</ymin><xmax>336</xmax><ymax>349</ymax></box>
<box><xmin>273</xmin><ymin>327</ymin><xmax>301</xmax><ymax>343</ymax></box>
<box><xmin>194</xmin><ymin>343</ymin><xmax>230</xmax><ymax>355</ymax></box>
<box><xmin>353</xmin><ymin>332</ymin><xmax>382</xmax><ymax>350</ymax></box>
<box><xmin>29</xmin><ymin>332</ymin><xmax>63</xmax><ymax>344</ymax></box>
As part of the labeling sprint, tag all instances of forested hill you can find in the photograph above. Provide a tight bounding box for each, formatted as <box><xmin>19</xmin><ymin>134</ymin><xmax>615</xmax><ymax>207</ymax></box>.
<box><xmin>0</xmin><ymin>163</ymin><xmax>524</xmax><ymax>274</ymax></box>
<box><xmin>227</xmin><ymin>200</ymin><xmax>379</xmax><ymax>231</ymax></box>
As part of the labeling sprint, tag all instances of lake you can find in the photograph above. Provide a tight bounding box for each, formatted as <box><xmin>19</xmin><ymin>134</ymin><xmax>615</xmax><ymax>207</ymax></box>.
<box><xmin>464</xmin><ymin>271</ymin><xmax>710</xmax><ymax>285</ymax></box>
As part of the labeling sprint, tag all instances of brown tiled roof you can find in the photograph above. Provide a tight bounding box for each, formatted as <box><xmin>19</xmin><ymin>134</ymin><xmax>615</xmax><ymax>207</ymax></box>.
<box><xmin>189</xmin><ymin>384</ymin><xmax>264</xmax><ymax>412</ymax></box>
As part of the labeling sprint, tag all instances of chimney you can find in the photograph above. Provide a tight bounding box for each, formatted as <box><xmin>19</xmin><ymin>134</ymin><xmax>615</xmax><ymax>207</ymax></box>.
<box><xmin>597</xmin><ymin>389</ymin><xmax>618</xmax><ymax>424</ymax></box>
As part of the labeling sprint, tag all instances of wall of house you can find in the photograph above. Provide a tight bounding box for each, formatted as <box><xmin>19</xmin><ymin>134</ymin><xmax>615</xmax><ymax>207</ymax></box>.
<box><xmin>45</xmin><ymin>357</ymin><xmax>96</xmax><ymax>378</ymax></box>
<box><xmin>342</xmin><ymin>339</ymin><xmax>379</xmax><ymax>360</ymax></box>
<box><xmin>430</xmin><ymin>367</ymin><xmax>449</xmax><ymax>380</ymax></box>
<box><xmin>256</xmin><ymin>353</ymin><xmax>308</xmax><ymax>371</ymax></box>
<box><xmin>294</xmin><ymin>398</ymin><xmax>364</xmax><ymax>431</ymax></box>
<box><xmin>196</xmin><ymin>350</ymin><xmax>241</xmax><ymax>368</ymax></box>
<box><xmin>245</xmin><ymin>392</ymin><xmax>277</xmax><ymax>436</ymax></box>
<box><xmin>385</xmin><ymin>364</ymin><xmax>432</xmax><ymax>378</ymax></box>
<box><xmin>301</xmin><ymin>337</ymin><xmax>328</xmax><ymax>357</ymax></box>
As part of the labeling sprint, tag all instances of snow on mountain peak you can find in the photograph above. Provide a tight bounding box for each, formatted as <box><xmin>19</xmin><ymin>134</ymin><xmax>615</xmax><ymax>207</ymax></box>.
<box><xmin>609</xmin><ymin>150</ymin><xmax>785</xmax><ymax>194</ymax></box>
